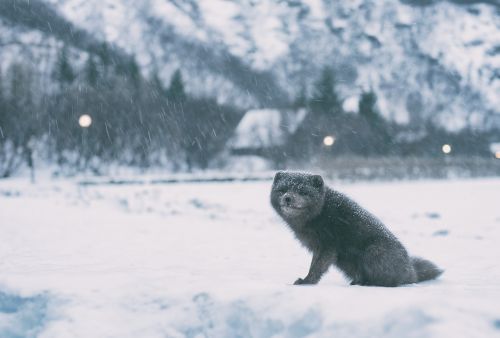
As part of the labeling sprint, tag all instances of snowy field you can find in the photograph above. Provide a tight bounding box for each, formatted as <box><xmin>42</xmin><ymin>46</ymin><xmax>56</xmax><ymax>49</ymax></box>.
<box><xmin>1</xmin><ymin>177</ymin><xmax>500</xmax><ymax>338</ymax></box>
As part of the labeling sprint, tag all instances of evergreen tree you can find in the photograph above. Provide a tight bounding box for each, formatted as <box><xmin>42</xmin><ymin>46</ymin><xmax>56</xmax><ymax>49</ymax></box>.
<box><xmin>9</xmin><ymin>63</ymin><xmax>34</xmax><ymax>116</ymax></box>
<box><xmin>54</xmin><ymin>47</ymin><xmax>76</xmax><ymax>85</ymax></box>
<box><xmin>167</xmin><ymin>69</ymin><xmax>187</xmax><ymax>103</ymax></box>
<box><xmin>2</xmin><ymin>63</ymin><xmax>37</xmax><ymax>177</ymax></box>
<box><xmin>149</xmin><ymin>73</ymin><xmax>166</xmax><ymax>99</ymax></box>
<box><xmin>125</xmin><ymin>58</ymin><xmax>140</xmax><ymax>89</ymax></box>
<box><xmin>117</xmin><ymin>57</ymin><xmax>141</xmax><ymax>89</ymax></box>
<box><xmin>85</xmin><ymin>56</ymin><xmax>99</xmax><ymax>87</ymax></box>
<box><xmin>358</xmin><ymin>91</ymin><xmax>391</xmax><ymax>154</ymax></box>
<box><xmin>309</xmin><ymin>67</ymin><xmax>342</xmax><ymax>117</ymax></box>
<box><xmin>359</xmin><ymin>91</ymin><xmax>378</xmax><ymax>119</ymax></box>
<box><xmin>96</xmin><ymin>43</ymin><xmax>112</xmax><ymax>86</ymax></box>
<box><xmin>290</xmin><ymin>67</ymin><xmax>343</xmax><ymax>159</ymax></box>
<box><xmin>97</xmin><ymin>43</ymin><xmax>111</xmax><ymax>67</ymax></box>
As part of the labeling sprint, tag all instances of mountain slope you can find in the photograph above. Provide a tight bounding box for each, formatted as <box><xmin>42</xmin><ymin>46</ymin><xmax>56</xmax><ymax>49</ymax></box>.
<box><xmin>2</xmin><ymin>0</ymin><xmax>499</xmax><ymax>127</ymax></box>
<box><xmin>0</xmin><ymin>0</ymin><xmax>288</xmax><ymax>107</ymax></box>
<box><xmin>0</xmin><ymin>0</ymin><xmax>131</xmax><ymax>69</ymax></box>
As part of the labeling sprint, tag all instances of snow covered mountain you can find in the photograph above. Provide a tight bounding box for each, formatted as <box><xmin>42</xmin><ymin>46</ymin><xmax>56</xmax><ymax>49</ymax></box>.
<box><xmin>3</xmin><ymin>0</ymin><xmax>499</xmax><ymax>128</ymax></box>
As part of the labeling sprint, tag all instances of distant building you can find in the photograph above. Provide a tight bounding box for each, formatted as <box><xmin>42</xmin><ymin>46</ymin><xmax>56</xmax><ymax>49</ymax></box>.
<box><xmin>490</xmin><ymin>143</ymin><xmax>500</xmax><ymax>159</ymax></box>
<box><xmin>342</xmin><ymin>96</ymin><xmax>359</xmax><ymax>113</ymax></box>
<box><xmin>228</xmin><ymin>108</ymin><xmax>307</xmax><ymax>163</ymax></box>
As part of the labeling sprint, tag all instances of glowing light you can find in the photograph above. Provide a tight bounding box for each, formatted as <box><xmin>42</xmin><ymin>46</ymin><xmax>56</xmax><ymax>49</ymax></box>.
<box><xmin>323</xmin><ymin>136</ymin><xmax>335</xmax><ymax>147</ymax></box>
<box><xmin>442</xmin><ymin>144</ymin><xmax>451</xmax><ymax>154</ymax></box>
<box><xmin>495</xmin><ymin>151</ymin><xmax>500</xmax><ymax>159</ymax></box>
<box><xmin>79</xmin><ymin>114</ymin><xmax>92</xmax><ymax>128</ymax></box>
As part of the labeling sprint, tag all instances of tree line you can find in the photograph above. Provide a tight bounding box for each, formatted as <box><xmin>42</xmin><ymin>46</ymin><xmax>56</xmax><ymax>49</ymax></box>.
<box><xmin>0</xmin><ymin>51</ymin><xmax>497</xmax><ymax>178</ymax></box>
<box><xmin>0</xmin><ymin>45</ymin><xmax>241</xmax><ymax>178</ymax></box>
<box><xmin>282</xmin><ymin>67</ymin><xmax>495</xmax><ymax>164</ymax></box>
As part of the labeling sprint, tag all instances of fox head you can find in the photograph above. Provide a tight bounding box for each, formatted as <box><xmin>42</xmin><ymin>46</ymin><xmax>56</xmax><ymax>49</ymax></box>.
<box><xmin>270</xmin><ymin>171</ymin><xmax>326</xmax><ymax>227</ymax></box>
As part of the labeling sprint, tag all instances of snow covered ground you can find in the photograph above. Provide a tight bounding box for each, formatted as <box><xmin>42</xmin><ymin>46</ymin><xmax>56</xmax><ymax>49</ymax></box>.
<box><xmin>1</xmin><ymin>177</ymin><xmax>500</xmax><ymax>337</ymax></box>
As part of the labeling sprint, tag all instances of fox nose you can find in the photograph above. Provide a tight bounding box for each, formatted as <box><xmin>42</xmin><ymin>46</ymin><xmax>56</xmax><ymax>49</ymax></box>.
<box><xmin>283</xmin><ymin>194</ymin><xmax>292</xmax><ymax>205</ymax></box>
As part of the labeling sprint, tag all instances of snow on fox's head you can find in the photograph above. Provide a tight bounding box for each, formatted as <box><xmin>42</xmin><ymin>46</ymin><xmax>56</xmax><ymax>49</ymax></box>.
<box><xmin>270</xmin><ymin>171</ymin><xmax>326</xmax><ymax>225</ymax></box>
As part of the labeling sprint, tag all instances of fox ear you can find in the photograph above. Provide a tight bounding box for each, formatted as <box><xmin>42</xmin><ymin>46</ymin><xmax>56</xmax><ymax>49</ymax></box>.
<box><xmin>274</xmin><ymin>171</ymin><xmax>285</xmax><ymax>183</ymax></box>
<box><xmin>311</xmin><ymin>175</ymin><xmax>324</xmax><ymax>188</ymax></box>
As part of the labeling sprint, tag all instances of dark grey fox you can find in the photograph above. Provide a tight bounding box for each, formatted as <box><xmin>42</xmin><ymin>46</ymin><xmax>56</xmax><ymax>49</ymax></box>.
<box><xmin>270</xmin><ymin>171</ymin><xmax>443</xmax><ymax>287</ymax></box>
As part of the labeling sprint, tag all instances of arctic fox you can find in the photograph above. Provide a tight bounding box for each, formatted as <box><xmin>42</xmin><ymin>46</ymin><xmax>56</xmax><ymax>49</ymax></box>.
<box><xmin>270</xmin><ymin>171</ymin><xmax>443</xmax><ymax>287</ymax></box>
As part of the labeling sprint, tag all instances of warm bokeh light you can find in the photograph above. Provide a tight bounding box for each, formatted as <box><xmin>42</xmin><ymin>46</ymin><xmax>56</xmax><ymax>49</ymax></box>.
<box><xmin>442</xmin><ymin>144</ymin><xmax>451</xmax><ymax>154</ymax></box>
<box><xmin>323</xmin><ymin>135</ymin><xmax>335</xmax><ymax>146</ymax></box>
<box><xmin>79</xmin><ymin>114</ymin><xmax>92</xmax><ymax>128</ymax></box>
<box><xmin>495</xmin><ymin>151</ymin><xmax>500</xmax><ymax>159</ymax></box>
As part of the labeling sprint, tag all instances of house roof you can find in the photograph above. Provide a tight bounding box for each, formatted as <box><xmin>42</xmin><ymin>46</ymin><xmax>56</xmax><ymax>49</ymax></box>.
<box><xmin>229</xmin><ymin>108</ymin><xmax>307</xmax><ymax>149</ymax></box>
<box><xmin>490</xmin><ymin>143</ymin><xmax>500</xmax><ymax>153</ymax></box>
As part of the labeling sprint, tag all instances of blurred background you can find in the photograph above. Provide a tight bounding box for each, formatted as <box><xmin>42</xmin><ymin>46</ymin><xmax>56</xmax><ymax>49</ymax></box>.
<box><xmin>1</xmin><ymin>3</ymin><xmax>500</xmax><ymax>336</ymax></box>
<box><xmin>0</xmin><ymin>0</ymin><xmax>499</xmax><ymax>180</ymax></box>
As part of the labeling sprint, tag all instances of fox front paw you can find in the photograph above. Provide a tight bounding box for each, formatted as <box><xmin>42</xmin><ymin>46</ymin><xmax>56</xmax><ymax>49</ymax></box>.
<box><xmin>294</xmin><ymin>278</ymin><xmax>314</xmax><ymax>285</ymax></box>
<box><xmin>293</xmin><ymin>278</ymin><xmax>304</xmax><ymax>285</ymax></box>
